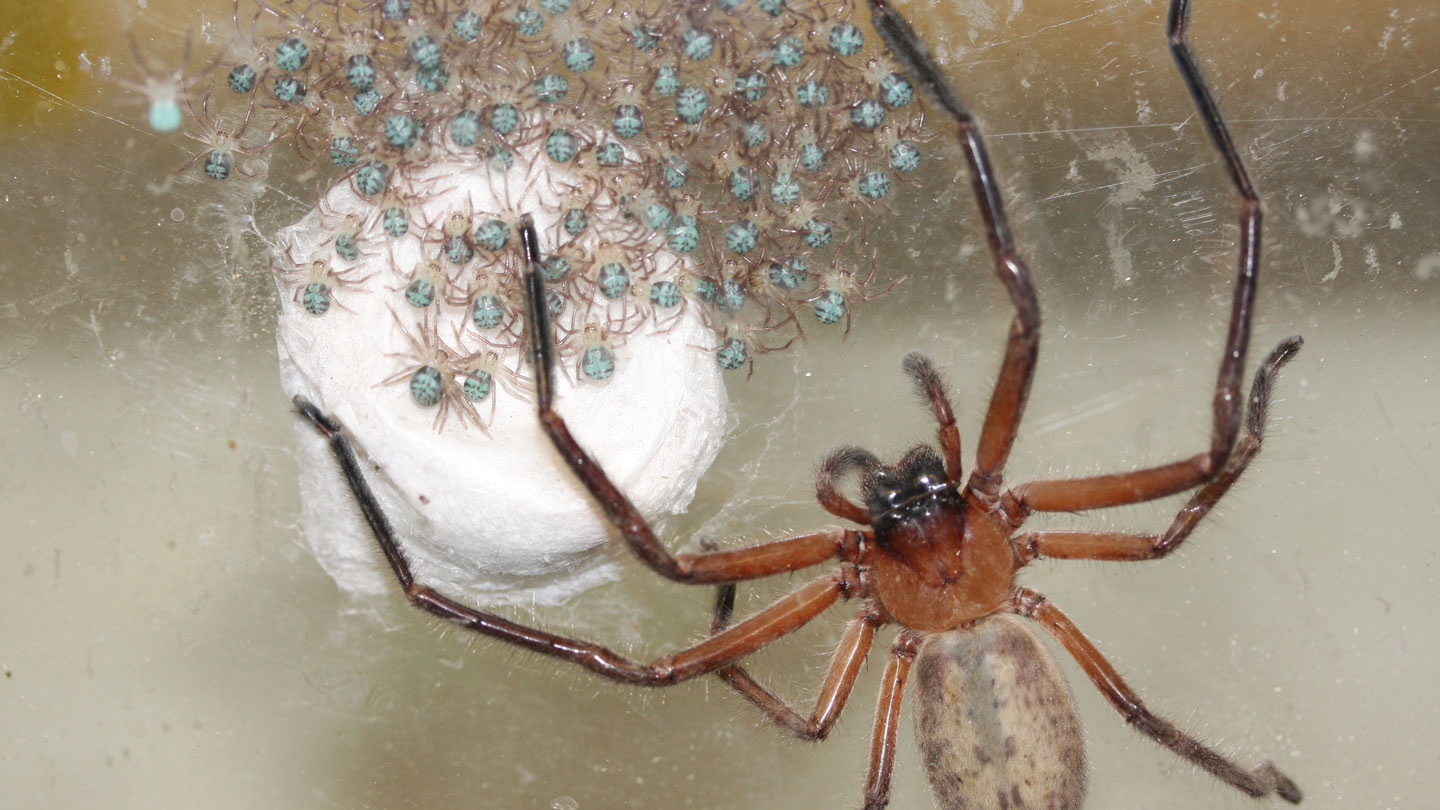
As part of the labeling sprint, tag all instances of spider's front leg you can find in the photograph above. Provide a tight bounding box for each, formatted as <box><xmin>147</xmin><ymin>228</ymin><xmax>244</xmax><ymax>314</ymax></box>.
<box><xmin>517</xmin><ymin>215</ymin><xmax>862</xmax><ymax>584</ymax></box>
<box><xmin>294</xmin><ymin>396</ymin><xmax>856</xmax><ymax>685</ymax></box>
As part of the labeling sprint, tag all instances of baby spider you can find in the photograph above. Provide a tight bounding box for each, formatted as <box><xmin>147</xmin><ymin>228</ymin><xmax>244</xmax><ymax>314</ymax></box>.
<box><xmin>811</xmin><ymin>238</ymin><xmax>901</xmax><ymax>336</ymax></box>
<box><xmin>177</xmin><ymin>92</ymin><xmax>270</xmax><ymax>180</ymax></box>
<box><xmin>279</xmin><ymin>246</ymin><xmax>376</xmax><ymax>316</ymax></box>
<box><xmin>292</xmin><ymin>1</ymin><xmax>1305</xmax><ymax>808</ymax></box>
<box><xmin>376</xmin><ymin>308</ymin><xmax>482</xmax><ymax>432</ymax></box>
<box><xmin>117</xmin><ymin>31</ymin><xmax>197</xmax><ymax>134</ymax></box>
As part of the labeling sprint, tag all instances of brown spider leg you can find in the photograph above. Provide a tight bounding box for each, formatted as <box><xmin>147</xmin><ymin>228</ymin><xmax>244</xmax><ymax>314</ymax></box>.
<box><xmin>707</xmin><ymin>583</ymin><xmax>882</xmax><ymax>740</ymax></box>
<box><xmin>294</xmin><ymin>395</ymin><xmax>856</xmax><ymax>686</ymax></box>
<box><xmin>1005</xmin><ymin>0</ymin><xmax>1267</xmax><ymax>516</ymax></box>
<box><xmin>816</xmin><ymin>446</ymin><xmax>882</xmax><ymax>524</ymax></box>
<box><xmin>863</xmin><ymin>631</ymin><xmax>923</xmax><ymax>810</ymax></box>
<box><xmin>1011</xmin><ymin>588</ymin><xmax>1302</xmax><ymax>803</ymax></box>
<box><xmin>902</xmin><ymin>352</ymin><xmax>963</xmax><ymax>485</ymax></box>
<box><xmin>866</xmin><ymin>0</ymin><xmax>1041</xmax><ymax>500</ymax></box>
<box><xmin>1016</xmin><ymin>336</ymin><xmax>1302</xmax><ymax>563</ymax></box>
<box><xmin>514</xmin><ymin>214</ymin><xmax>860</xmax><ymax>581</ymax></box>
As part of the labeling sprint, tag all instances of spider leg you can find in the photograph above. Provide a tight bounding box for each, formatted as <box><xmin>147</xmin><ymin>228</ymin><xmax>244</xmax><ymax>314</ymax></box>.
<box><xmin>863</xmin><ymin>631</ymin><xmax>923</xmax><ymax>810</ymax></box>
<box><xmin>1015</xmin><ymin>336</ymin><xmax>1301</xmax><ymax>563</ymax></box>
<box><xmin>518</xmin><ymin>214</ymin><xmax>863</xmax><ymax>582</ymax></box>
<box><xmin>707</xmin><ymin>583</ymin><xmax>882</xmax><ymax>741</ymax></box>
<box><xmin>865</xmin><ymin>0</ymin><xmax>1041</xmax><ymax>499</ymax></box>
<box><xmin>816</xmin><ymin>446</ymin><xmax>881</xmax><ymax>524</ymax></box>
<box><xmin>902</xmin><ymin>353</ymin><xmax>963</xmax><ymax>486</ymax></box>
<box><xmin>295</xmin><ymin>395</ymin><xmax>855</xmax><ymax>685</ymax></box>
<box><xmin>1004</xmin><ymin>0</ymin><xmax>1270</xmax><ymax>516</ymax></box>
<box><xmin>1011</xmin><ymin>588</ymin><xmax>1302</xmax><ymax>802</ymax></box>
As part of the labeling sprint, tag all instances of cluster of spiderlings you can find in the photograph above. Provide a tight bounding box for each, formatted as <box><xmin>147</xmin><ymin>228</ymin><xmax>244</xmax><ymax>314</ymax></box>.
<box><xmin>152</xmin><ymin>0</ymin><xmax>926</xmax><ymax>421</ymax></box>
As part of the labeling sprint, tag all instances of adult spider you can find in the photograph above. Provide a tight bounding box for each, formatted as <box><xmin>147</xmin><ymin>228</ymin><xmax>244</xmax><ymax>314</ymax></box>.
<box><xmin>293</xmin><ymin>0</ymin><xmax>1304</xmax><ymax>807</ymax></box>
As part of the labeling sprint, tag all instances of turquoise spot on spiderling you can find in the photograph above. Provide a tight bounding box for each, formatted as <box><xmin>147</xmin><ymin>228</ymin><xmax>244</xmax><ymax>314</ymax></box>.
<box><xmin>595</xmin><ymin>142</ymin><xmax>624</xmax><ymax>166</ymax></box>
<box><xmin>771</xmin><ymin>36</ymin><xmax>803</xmax><ymax>68</ymax></box>
<box><xmin>471</xmin><ymin>295</ymin><xmax>505</xmax><ymax>329</ymax></box>
<box><xmin>691</xmin><ymin>278</ymin><xmax>717</xmax><ymax>303</ymax></box>
<box><xmin>879</xmin><ymin>73</ymin><xmax>914</xmax><ymax>108</ymax></box>
<box><xmin>453</xmin><ymin>10</ymin><xmax>482</xmax><ymax>41</ymax></box>
<box><xmin>717</xmin><ymin>280</ymin><xmax>746</xmax><ymax>313</ymax></box>
<box><xmin>675</xmin><ymin>85</ymin><xmax>708</xmax><ymax>124</ymax></box>
<box><xmin>384</xmin><ymin>114</ymin><xmax>420</xmax><ymax>149</ymax></box>
<box><xmin>329</xmin><ymin>136</ymin><xmax>359</xmax><ymax>167</ymax></box>
<box><xmin>653</xmin><ymin>64</ymin><xmax>680</xmax><ymax>97</ymax></box>
<box><xmin>681</xmin><ymin>28</ymin><xmax>715</xmax><ymax>60</ymax></box>
<box><xmin>814</xmin><ymin>289</ymin><xmax>846</xmax><ymax>324</ymax></box>
<box><xmin>739</xmin><ymin>120</ymin><xmax>768</xmax><ymax>148</ymax></box>
<box><xmin>274</xmin><ymin>37</ymin><xmax>310</xmax><ymax>72</ymax></box>
<box><xmin>512</xmin><ymin>7</ymin><xmax>544</xmax><ymax>36</ymax></box>
<box><xmin>796</xmin><ymin>80</ymin><xmax>829</xmax><ymax>108</ymax></box>
<box><xmin>725</xmin><ymin>219</ymin><xmax>758</xmax><ymax>254</ymax></box>
<box><xmin>473</xmin><ymin>219</ymin><xmax>510</xmax><ymax>251</ymax></box>
<box><xmin>541</xmin><ymin>255</ymin><xmax>570</xmax><ymax>281</ymax></box>
<box><xmin>718</xmin><ymin>0</ymin><xmax>742</xmax><ymax>10</ymax></box>
<box><xmin>273</xmin><ymin>76</ymin><xmax>306</xmax><ymax>105</ymax></box>
<box><xmin>408</xmin><ymin>35</ymin><xmax>443</xmax><ymax>71</ymax></box>
<box><xmin>650</xmin><ymin>280</ymin><xmax>681</xmax><ymax>308</ymax></box>
<box><xmin>799</xmin><ymin>141</ymin><xmax>827</xmax><ymax>171</ymax></box>
<box><xmin>410</xmin><ymin>366</ymin><xmax>443</xmax><ymax>407</ymax></box>
<box><xmin>335</xmin><ymin>233</ymin><xmax>360</xmax><ymax>261</ymax></box>
<box><xmin>642</xmin><ymin>202</ymin><xmax>671</xmax><ymax>230</ymax></box>
<box><xmin>630</xmin><ymin>26</ymin><xmax>658</xmax><ymax>51</ymax></box>
<box><xmin>768</xmin><ymin>257</ymin><xmax>807</xmax><ymax>289</ymax></box>
<box><xmin>302</xmin><ymin>282</ymin><xmax>331</xmax><ymax>315</ymax></box>
<box><xmin>756</xmin><ymin>0</ymin><xmax>786</xmax><ymax>15</ymax></box>
<box><xmin>445</xmin><ymin>233</ymin><xmax>474</xmax><ymax>264</ymax></box>
<box><xmin>728</xmin><ymin>166</ymin><xmax>755</xmax><ymax>202</ymax></box>
<box><xmin>564</xmin><ymin>208</ymin><xmax>588</xmax><ymax>235</ymax></box>
<box><xmin>449</xmin><ymin>109</ymin><xmax>482</xmax><ymax>147</ymax></box>
<box><xmin>416</xmin><ymin>64</ymin><xmax>448</xmax><ymax>92</ymax></box>
<box><xmin>405</xmin><ymin>278</ymin><xmax>436</xmax><ymax>308</ymax></box>
<box><xmin>717</xmin><ymin>338</ymin><xmax>748</xmax><ymax>370</ymax></box>
<box><xmin>889</xmin><ymin>140</ymin><xmax>920</xmax><ymax>172</ymax></box>
<box><xmin>488</xmin><ymin>145</ymin><xmax>514</xmax><ymax>170</ymax></box>
<box><xmin>612</xmin><ymin>104</ymin><xmax>643</xmax><ymax>138</ymax></box>
<box><xmin>735</xmin><ymin>70</ymin><xmax>768</xmax><ymax>101</ymax></box>
<box><xmin>664</xmin><ymin>156</ymin><xmax>689</xmax><ymax>188</ymax></box>
<box><xmin>533</xmin><ymin>73</ymin><xmax>568</xmax><ymax>103</ymax></box>
<box><xmin>598</xmin><ymin>263</ymin><xmax>630</xmax><ymax>299</ymax></box>
<box><xmin>802</xmin><ymin>217</ymin><xmax>832</xmax><ymax>248</ymax></box>
<box><xmin>545</xmin><ymin>129</ymin><xmax>579</xmax><ymax>162</ymax></box>
<box><xmin>383</xmin><ymin>207</ymin><xmax>409</xmax><ymax>237</ymax></box>
<box><xmin>227</xmin><ymin>64</ymin><xmax>257</xmax><ymax>94</ymax></box>
<box><xmin>545</xmin><ymin>288</ymin><xmax>565</xmax><ymax>317</ymax></box>
<box><xmin>858</xmin><ymin>170</ymin><xmax>892</xmax><ymax>200</ymax></box>
<box><xmin>382</xmin><ymin>0</ymin><xmax>411</xmax><ymax>20</ymax></box>
<box><xmin>540</xmin><ymin>0</ymin><xmax>572</xmax><ymax>13</ymax></box>
<box><xmin>489</xmin><ymin>103</ymin><xmax>519</xmax><ymax>135</ymax></box>
<box><xmin>353</xmin><ymin>161</ymin><xmax>390</xmax><ymax>196</ymax></box>
<box><xmin>667</xmin><ymin>216</ymin><xmax>699</xmax><ymax>253</ymax></box>
<box><xmin>463</xmin><ymin>369</ymin><xmax>492</xmax><ymax>401</ymax></box>
<box><xmin>850</xmin><ymin>99</ymin><xmax>886</xmax><ymax>130</ymax></box>
<box><xmin>352</xmin><ymin>87</ymin><xmax>381</xmax><ymax>116</ymax></box>
<box><xmin>828</xmin><ymin>24</ymin><xmax>864</xmax><ymax>56</ymax></box>
<box><xmin>581</xmin><ymin>345</ymin><xmax>616</xmax><ymax>381</ymax></box>
<box><xmin>770</xmin><ymin>172</ymin><xmax>799</xmax><ymax>206</ymax></box>
<box><xmin>203</xmin><ymin>151</ymin><xmax>232</xmax><ymax>180</ymax></box>
<box><xmin>561</xmin><ymin>38</ymin><xmax>595</xmax><ymax>72</ymax></box>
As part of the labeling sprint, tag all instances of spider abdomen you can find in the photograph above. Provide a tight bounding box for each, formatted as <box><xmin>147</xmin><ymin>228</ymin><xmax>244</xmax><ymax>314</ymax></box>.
<box><xmin>913</xmin><ymin>615</ymin><xmax>1087</xmax><ymax>810</ymax></box>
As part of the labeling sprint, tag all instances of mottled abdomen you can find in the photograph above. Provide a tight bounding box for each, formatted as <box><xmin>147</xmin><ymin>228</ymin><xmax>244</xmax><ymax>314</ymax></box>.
<box><xmin>913</xmin><ymin>615</ymin><xmax>1086</xmax><ymax>810</ymax></box>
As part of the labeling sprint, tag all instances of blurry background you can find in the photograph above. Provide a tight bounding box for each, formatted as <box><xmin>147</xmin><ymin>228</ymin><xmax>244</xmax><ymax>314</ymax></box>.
<box><xmin>2</xmin><ymin>1</ymin><xmax>1436</xmax><ymax>809</ymax></box>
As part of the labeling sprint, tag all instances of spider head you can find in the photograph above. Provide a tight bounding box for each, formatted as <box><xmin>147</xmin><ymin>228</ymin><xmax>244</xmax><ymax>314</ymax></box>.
<box><xmin>863</xmin><ymin>446</ymin><xmax>956</xmax><ymax>533</ymax></box>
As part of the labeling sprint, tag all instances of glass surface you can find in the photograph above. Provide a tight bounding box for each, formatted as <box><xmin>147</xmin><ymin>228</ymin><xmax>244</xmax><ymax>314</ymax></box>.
<box><xmin>2</xmin><ymin>1</ymin><xmax>1436</xmax><ymax>809</ymax></box>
